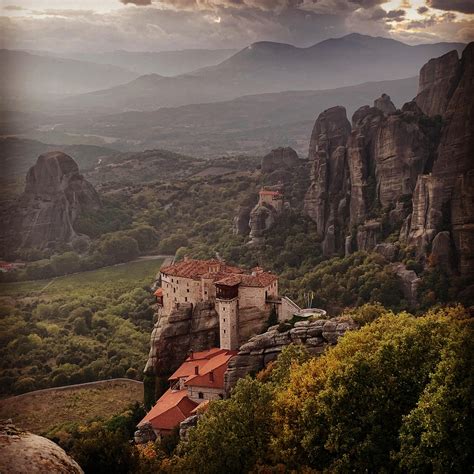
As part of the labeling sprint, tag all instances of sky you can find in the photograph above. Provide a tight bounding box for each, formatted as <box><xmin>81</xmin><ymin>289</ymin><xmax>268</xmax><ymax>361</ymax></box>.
<box><xmin>1</xmin><ymin>0</ymin><xmax>473</xmax><ymax>53</ymax></box>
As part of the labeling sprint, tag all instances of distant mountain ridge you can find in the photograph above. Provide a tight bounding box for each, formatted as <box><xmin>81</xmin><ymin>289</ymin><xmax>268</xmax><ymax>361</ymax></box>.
<box><xmin>62</xmin><ymin>34</ymin><xmax>465</xmax><ymax>113</ymax></box>
<box><xmin>0</xmin><ymin>49</ymin><xmax>139</xmax><ymax>98</ymax></box>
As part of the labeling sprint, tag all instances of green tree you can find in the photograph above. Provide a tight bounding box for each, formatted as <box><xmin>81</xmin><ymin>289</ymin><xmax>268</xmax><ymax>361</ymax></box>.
<box><xmin>398</xmin><ymin>320</ymin><xmax>474</xmax><ymax>472</ymax></box>
<box><xmin>178</xmin><ymin>377</ymin><xmax>274</xmax><ymax>474</ymax></box>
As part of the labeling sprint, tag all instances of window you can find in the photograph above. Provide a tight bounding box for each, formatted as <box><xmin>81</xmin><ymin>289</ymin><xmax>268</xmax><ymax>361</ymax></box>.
<box><xmin>223</xmin><ymin>318</ymin><xmax>226</xmax><ymax>322</ymax></box>
<box><xmin>185</xmin><ymin>297</ymin><xmax>188</xmax><ymax>302</ymax></box>
<box><xmin>223</xmin><ymin>307</ymin><xmax>226</xmax><ymax>311</ymax></box>
<box><xmin>187</xmin><ymin>289</ymin><xmax>190</xmax><ymax>293</ymax></box>
<box><xmin>223</xmin><ymin>329</ymin><xmax>226</xmax><ymax>334</ymax></box>
<box><xmin>198</xmin><ymin>392</ymin><xmax>204</xmax><ymax>399</ymax></box>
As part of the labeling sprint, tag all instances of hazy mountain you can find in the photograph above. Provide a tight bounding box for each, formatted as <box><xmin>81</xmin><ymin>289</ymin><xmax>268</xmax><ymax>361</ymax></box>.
<box><xmin>50</xmin><ymin>76</ymin><xmax>418</xmax><ymax>157</ymax></box>
<box><xmin>0</xmin><ymin>50</ymin><xmax>139</xmax><ymax>99</ymax></box>
<box><xmin>61</xmin><ymin>49</ymin><xmax>237</xmax><ymax>76</ymax></box>
<box><xmin>62</xmin><ymin>34</ymin><xmax>464</xmax><ymax>113</ymax></box>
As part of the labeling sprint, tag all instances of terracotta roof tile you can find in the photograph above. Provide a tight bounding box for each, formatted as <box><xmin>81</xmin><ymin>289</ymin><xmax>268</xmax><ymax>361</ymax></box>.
<box><xmin>215</xmin><ymin>272</ymin><xmax>277</xmax><ymax>288</ymax></box>
<box><xmin>161</xmin><ymin>259</ymin><xmax>243</xmax><ymax>280</ymax></box>
<box><xmin>138</xmin><ymin>389</ymin><xmax>198</xmax><ymax>431</ymax></box>
<box><xmin>185</xmin><ymin>351</ymin><xmax>236</xmax><ymax>389</ymax></box>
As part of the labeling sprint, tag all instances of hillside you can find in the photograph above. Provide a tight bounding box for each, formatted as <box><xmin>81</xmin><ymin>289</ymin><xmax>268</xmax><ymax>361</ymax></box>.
<box><xmin>40</xmin><ymin>76</ymin><xmax>418</xmax><ymax>157</ymax></box>
<box><xmin>0</xmin><ymin>380</ymin><xmax>143</xmax><ymax>436</ymax></box>
<box><xmin>62</xmin><ymin>34</ymin><xmax>464</xmax><ymax>112</ymax></box>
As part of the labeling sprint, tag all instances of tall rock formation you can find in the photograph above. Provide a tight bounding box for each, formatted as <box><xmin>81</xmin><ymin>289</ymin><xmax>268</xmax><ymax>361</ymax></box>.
<box><xmin>1</xmin><ymin>151</ymin><xmax>100</xmax><ymax>252</ymax></box>
<box><xmin>261</xmin><ymin>147</ymin><xmax>300</xmax><ymax>174</ymax></box>
<box><xmin>303</xmin><ymin>42</ymin><xmax>473</xmax><ymax>274</ymax></box>
<box><xmin>415</xmin><ymin>50</ymin><xmax>460</xmax><ymax>117</ymax></box>
<box><xmin>304</xmin><ymin>106</ymin><xmax>351</xmax><ymax>256</ymax></box>
<box><xmin>407</xmin><ymin>42</ymin><xmax>474</xmax><ymax>274</ymax></box>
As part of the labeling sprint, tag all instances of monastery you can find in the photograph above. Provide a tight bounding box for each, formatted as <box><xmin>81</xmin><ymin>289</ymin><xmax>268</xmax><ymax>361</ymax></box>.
<box><xmin>154</xmin><ymin>258</ymin><xmax>284</xmax><ymax>350</ymax></box>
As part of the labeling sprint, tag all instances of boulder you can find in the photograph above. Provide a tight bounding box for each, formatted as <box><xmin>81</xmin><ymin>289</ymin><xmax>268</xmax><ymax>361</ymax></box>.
<box><xmin>391</xmin><ymin>263</ymin><xmax>420</xmax><ymax>306</ymax></box>
<box><xmin>0</xmin><ymin>421</ymin><xmax>83</xmax><ymax>473</ymax></box>
<box><xmin>430</xmin><ymin>231</ymin><xmax>454</xmax><ymax>274</ymax></box>
<box><xmin>248</xmin><ymin>203</ymin><xmax>277</xmax><ymax>245</ymax></box>
<box><xmin>233</xmin><ymin>205</ymin><xmax>252</xmax><ymax>235</ymax></box>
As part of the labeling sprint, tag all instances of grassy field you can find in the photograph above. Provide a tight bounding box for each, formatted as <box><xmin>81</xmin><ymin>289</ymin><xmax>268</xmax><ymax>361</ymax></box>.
<box><xmin>0</xmin><ymin>258</ymin><xmax>163</xmax><ymax>298</ymax></box>
<box><xmin>0</xmin><ymin>380</ymin><xmax>143</xmax><ymax>435</ymax></box>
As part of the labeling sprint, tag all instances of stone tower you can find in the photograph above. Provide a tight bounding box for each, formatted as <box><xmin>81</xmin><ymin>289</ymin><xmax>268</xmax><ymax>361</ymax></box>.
<box><xmin>216</xmin><ymin>287</ymin><xmax>239</xmax><ymax>350</ymax></box>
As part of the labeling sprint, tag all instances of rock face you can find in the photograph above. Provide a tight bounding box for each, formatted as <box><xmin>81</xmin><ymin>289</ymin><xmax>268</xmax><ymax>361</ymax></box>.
<box><xmin>248</xmin><ymin>203</ymin><xmax>278</xmax><ymax>245</ymax></box>
<box><xmin>225</xmin><ymin>317</ymin><xmax>358</xmax><ymax>392</ymax></box>
<box><xmin>415</xmin><ymin>50</ymin><xmax>460</xmax><ymax>117</ymax></box>
<box><xmin>144</xmin><ymin>301</ymin><xmax>268</xmax><ymax>377</ymax></box>
<box><xmin>303</xmin><ymin>43</ymin><xmax>474</xmax><ymax>274</ymax></box>
<box><xmin>144</xmin><ymin>302</ymin><xmax>219</xmax><ymax>376</ymax></box>
<box><xmin>233</xmin><ymin>205</ymin><xmax>252</xmax><ymax>235</ymax></box>
<box><xmin>1</xmin><ymin>151</ymin><xmax>100</xmax><ymax>251</ymax></box>
<box><xmin>0</xmin><ymin>421</ymin><xmax>83</xmax><ymax>474</ymax></box>
<box><xmin>304</xmin><ymin>106</ymin><xmax>351</xmax><ymax>256</ymax></box>
<box><xmin>261</xmin><ymin>147</ymin><xmax>300</xmax><ymax>173</ymax></box>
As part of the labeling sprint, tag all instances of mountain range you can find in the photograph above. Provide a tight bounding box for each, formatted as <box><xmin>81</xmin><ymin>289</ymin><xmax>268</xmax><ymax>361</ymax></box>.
<box><xmin>61</xmin><ymin>34</ymin><xmax>465</xmax><ymax>113</ymax></box>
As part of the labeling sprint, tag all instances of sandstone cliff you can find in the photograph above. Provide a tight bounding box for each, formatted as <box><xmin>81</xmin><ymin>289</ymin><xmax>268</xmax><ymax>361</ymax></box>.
<box><xmin>1</xmin><ymin>151</ymin><xmax>100</xmax><ymax>252</ymax></box>
<box><xmin>224</xmin><ymin>316</ymin><xmax>358</xmax><ymax>391</ymax></box>
<box><xmin>303</xmin><ymin>42</ymin><xmax>473</xmax><ymax>275</ymax></box>
<box><xmin>144</xmin><ymin>301</ymin><xmax>268</xmax><ymax>376</ymax></box>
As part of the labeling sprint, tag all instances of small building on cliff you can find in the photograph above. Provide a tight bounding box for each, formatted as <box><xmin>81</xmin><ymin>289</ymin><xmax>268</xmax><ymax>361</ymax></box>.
<box><xmin>156</xmin><ymin>258</ymin><xmax>280</xmax><ymax>350</ymax></box>
<box><xmin>137</xmin><ymin>348</ymin><xmax>236</xmax><ymax>438</ymax></box>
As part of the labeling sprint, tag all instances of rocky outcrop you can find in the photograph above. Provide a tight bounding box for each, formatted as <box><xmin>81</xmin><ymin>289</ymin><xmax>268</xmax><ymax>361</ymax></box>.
<box><xmin>144</xmin><ymin>302</ymin><xmax>219</xmax><ymax>376</ymax></box>
<box><xmin>431</xmin><ymin>231</ymin><xmax>454</xmax><ymax>274</ymax></box>
<box><xmin>233</xmin><ymin>205</ymin><xmax>252</xmax><ymax>235</ymax></box>
<box><xmin>1</xmin><ymin>151</ymin><xmax>100</xmax><ymax>252</ymax></box>
<box><xmin>302</xmin><ymin>43</ymin><xmax>473</xmax><ymax>274</ymax></box>
<box><xmin>391</xmin><ymin>263</ymin><xmax>421</xmax><ymax>306</ymax></box>
<box><xmin>374</xmin><ymin>93</ymin><xmax>396</xmax><ymax>115</ymax></box>
<box><xmin>224</xmin><ymin>317</ymin><xmax>358</xmax><ymax>392</ymax></box>
<box><xmin>249</xmin><ymin>203</ymin><xmax>278</xmax><ymax>245</ymax></box>
<box><xmin>415</xmin><ymin>50</ymin><xmax>460</xmax><ymax>117</ymax></box>
<box><xmin>451</xmin><ymin>172</ymin><xmax>474</xmax><ymax>276</ymax></box>
<box><xmin>406</xmin><ymin>43</ymin><xmax>474</xmax><ymax>274</ymax></box>
<box><xmin>261</xmin><ymin>147</ymin><xmax>300</xmax><ymax>173</ymax></box>
<box><xmin>134</xmin><ymin>421</ymin><xmax>156</xmax><ymax>445</ymax></box>
<box><xmin>0</xmin><ymin>421</ymin><xmax>83</xmax><ymax>473</ymax></box>
<box><xmin>304</xmin><ymin>106</ymin><xmax>351</xmax><ymax>256</ymax></box>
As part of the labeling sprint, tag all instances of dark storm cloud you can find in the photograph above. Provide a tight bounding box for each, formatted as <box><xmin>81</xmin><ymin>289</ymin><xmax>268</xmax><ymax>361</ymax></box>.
<box><xmin>417</xmin><ymin>6</ymin><xmax>429</xmax><ymax>14</ymax></box>
<box><xmin>427</xmin><ymin>0</ymin><xmax>474</xmax><ymax>14</ymax></box>
<box><xmin>386</xmin><ymin>9</ymin><xmax>406</xmax><ymax>21</ymax></box>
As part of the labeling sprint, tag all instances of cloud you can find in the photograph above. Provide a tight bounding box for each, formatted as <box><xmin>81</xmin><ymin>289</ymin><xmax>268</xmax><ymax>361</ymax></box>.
<box><xmin>386</xmin><ymin>9</ymin><xmax>406</xmax><ymax>22</ymax></box>
<box><xmin>3</xmin><ymin>5</ymin><xmax>24</xmax><ymax>10</ymax></box>
<box><xmin>417</xmin><ymin>6</ymin><xmax>429</xmax><ymax>14</ymax></box>
<box><xmin>120</xmin><ymin>0</ymin><xmax>152</xmax><ymax>4</ymax></box>
<box><xmin>426</xmin><ymin>0</ymin><xmax>474</xmax><ymax>14</ymax></box>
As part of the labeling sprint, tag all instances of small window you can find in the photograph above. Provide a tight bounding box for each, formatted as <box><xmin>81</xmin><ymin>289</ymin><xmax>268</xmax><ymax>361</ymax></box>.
<box><xmin>185</xmin><ymin>297</ymin><xmax>188</xmax><ymax>302</ymax></box>
<box><xmin>187</xmin><ymin>289</ymin><xmax>190</xmax><ymax>293</ymax></box>
<box><xmin>198</xmin><ymin>392</ymin><xmax>204</xmax><ymax>399</ymax></box>
<box><xmin>205</xmin><ymin>291</ymin><xmax>208</xmax><ymax>295</ymax></box>
<box><xmin>223</xmin><ymin>318</ymin><xmax>226</xmax><ymax>322</ymax></box>
<box><xmin>223</xmin><ymin>307</ymin><xmax>226</xmax><ymax>311</ymax></box>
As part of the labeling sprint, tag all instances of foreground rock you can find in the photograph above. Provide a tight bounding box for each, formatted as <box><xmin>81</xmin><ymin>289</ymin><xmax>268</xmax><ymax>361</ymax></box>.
<box><xmin>1</xmin><ymin>151</ymin><xmax>100</xmax><ymax>252</ymax></box>
<box><xmin>0</xmin><ymin>421</ymin><xmax>83</xmax><ymax>473</ymax></box>
<box><xmin>225</xmin><ymin>316</ymin><xmax>358</xmax><ymax>392</ymax></box>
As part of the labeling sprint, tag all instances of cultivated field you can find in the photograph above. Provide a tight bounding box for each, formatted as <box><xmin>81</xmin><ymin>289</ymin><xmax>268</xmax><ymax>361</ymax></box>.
<box><xmin>0</xmin><ymin>379</ymin><xmax>143</xmax><ymax>435</ymax></box>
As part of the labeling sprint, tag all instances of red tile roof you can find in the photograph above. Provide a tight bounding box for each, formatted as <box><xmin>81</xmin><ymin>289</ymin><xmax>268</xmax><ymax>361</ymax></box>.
<box><xmin>169</xmin><ymin>348</ymin><xmax>228</xmax><ymax>381</ymax></box>
<box><xmin>185</xmin><ymin>351</ymin><xmax>237</xmax><ymax>389</ymax></box>
<box><xmin>215</xmin><ymin>272</ymin><xmax>277</xmax><ymax>288</ymax></box>
<box><xmin>138</xmin><ymin>389</ymin><xmax>198</xmax><ymax>432</ymax></box>
<box><xmin>161</xmin><ymin>259</ymin><xmax>243</xmax><ymax>280</ymax></box>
